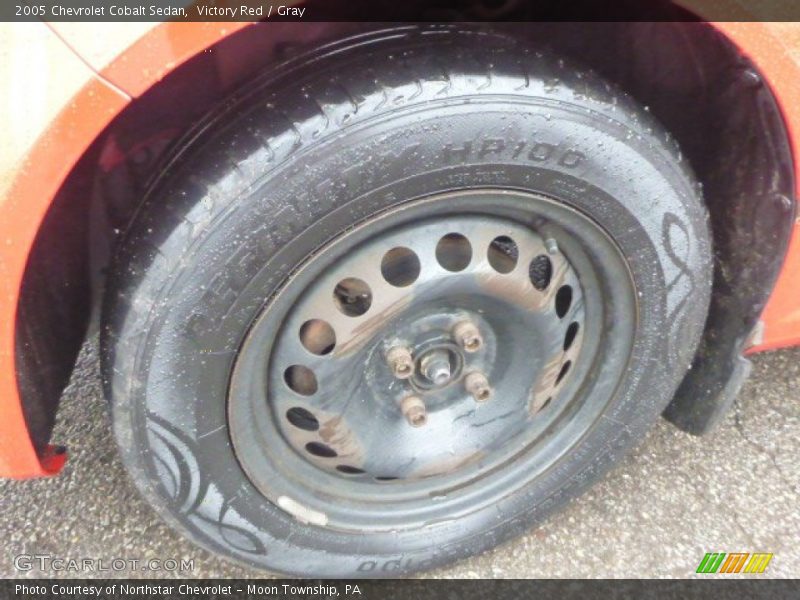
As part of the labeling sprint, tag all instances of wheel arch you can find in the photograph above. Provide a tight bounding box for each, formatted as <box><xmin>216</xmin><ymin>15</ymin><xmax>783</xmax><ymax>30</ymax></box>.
<box><xmin>1</xmin><ymin>22</ymin><xmax>251</xmax><ymax>478</ymax></box>
<box><xmin>7</xmin><ymin>18</ymin><xmax>799</xmax><ymax>476</ymax></box>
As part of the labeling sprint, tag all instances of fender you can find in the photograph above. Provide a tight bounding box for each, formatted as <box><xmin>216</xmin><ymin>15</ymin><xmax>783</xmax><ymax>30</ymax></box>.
<box><xmin>1</xmin><ymin>16</ymin><xmax>799</xmax><ymax>478</ymax></box>
<box><xmin>0</xmin><ymin>21</ymin><xmax>248</xmax><ymax>477</ymax></box>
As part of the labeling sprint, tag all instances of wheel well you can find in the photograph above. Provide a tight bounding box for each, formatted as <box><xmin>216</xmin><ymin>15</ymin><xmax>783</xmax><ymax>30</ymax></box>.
<box><xmin>15</xmin><ymin>15</ymin><xmax>795</xmax><ymax>451</ymax></box>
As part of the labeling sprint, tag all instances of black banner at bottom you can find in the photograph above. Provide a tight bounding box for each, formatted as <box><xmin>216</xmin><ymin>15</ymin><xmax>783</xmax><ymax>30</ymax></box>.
<box><xmin>2</xmin><ymin>579</ymin><xmax>799</xmax><ymax>600</ymax></box>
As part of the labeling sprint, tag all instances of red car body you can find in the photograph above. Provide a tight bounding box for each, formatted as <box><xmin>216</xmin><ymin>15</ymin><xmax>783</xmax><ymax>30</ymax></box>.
<box><xmin>2</xmin><ymin>15</ymin><xmax>799</xmax><ymax>478</ymax></box>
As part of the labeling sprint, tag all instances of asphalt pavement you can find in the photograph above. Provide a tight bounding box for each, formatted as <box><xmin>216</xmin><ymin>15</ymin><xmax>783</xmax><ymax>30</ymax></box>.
<box><xmin>1</xmin><ymin>338</ymin><xmax>798</xmax><ymax>578</ymax></box>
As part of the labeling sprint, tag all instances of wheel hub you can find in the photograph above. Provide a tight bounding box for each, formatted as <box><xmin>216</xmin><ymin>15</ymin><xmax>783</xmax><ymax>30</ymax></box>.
<box><xmin>417</xmin><ymin>347</ymin><xmax>456</xmax><ymax>387</ymax></box>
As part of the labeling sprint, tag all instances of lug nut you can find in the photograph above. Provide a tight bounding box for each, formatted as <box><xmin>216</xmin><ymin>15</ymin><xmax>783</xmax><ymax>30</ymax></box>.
<box><xmin>453</xmin><ymin>321</ymin><xmax>483</xmax><ymax>353</ymax></box>
<box><xmin>465</xmin><ymin>371</ymin><xmax>492</xmax><ymax>403</ymax></box>
<box><xmin>400</xmin><ymin>395</ymin><xmax>427</xmax><ymax>427</ymax></box>
<box><xmin>386</xmin><ymin>346</ymin><xmax>414</xmax><ymax>379</ymax></box>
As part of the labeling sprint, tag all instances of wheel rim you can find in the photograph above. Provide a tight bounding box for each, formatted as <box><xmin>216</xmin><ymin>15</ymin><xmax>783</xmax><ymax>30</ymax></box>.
<box><xmin>229</xmin><ymin>190</ymin><xmax>636</xmax><ymax>531</ymax></box>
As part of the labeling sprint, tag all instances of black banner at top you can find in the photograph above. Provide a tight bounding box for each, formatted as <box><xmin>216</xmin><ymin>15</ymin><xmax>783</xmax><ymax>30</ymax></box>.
<box><xmin>7</xmin><ymin>0</ymin><xmax>800</xmax><ymax>22</ymax></box>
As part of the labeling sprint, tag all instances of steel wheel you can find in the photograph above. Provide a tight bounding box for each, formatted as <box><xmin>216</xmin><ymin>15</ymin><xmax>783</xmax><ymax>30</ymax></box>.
<box><xmin>229</xmin><ymin>190</ymin><xmax>635</xmax><ymax>531</ymax></box>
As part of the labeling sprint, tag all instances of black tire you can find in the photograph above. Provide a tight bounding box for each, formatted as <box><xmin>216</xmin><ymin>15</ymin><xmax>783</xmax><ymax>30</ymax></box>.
<box><xmin>102</xmin><ymin>26</ymin><xmax>712</xmax><ymax>577</ymax></box>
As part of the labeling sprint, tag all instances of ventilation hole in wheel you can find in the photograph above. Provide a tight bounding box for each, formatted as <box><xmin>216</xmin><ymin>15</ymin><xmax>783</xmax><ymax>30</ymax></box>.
<box><xmin>555</xmin><ymin>285</ymin><xmax>573</xmax><ymax>318</ymax></box>
<box><xmin>375</xmin><ymin>476</ymin><xmax>398</xmax><ymax>481</ymax></box>
<box><xmin>286</xmin><ymin>407</ymin><xmax>319</xmax><ymax>431</ymax></box>
<box><xmin>299</xmin><ymin>319</ymin><xmax>336</xmax><ymax>355</ymax></box>
<box><xmin>336</xmin><ymin>465</ymin><xmax>365</xmax><ymax>475</ymax></box>
<box><xmin>529</xmin><ymin>255</ymin><xmax>552</xmax><ymax>291</ymax></box>
<box><xmin>555</xmin><ymin>360</ymin><xmax>572</xmax><ymax>385</ymax></box>
<box><xmin>381</xmin><ymin>247</ymin><xmax>421</xmax><ymax>287</ymax></box>
<box><xmin>563</xmin><ymin>322</ymin><xmax>579</xmax><ymax>352</ymax></box>
<box><xmin>305</xmin><ymin>442</ymin><xmax>337</xmax><ymax>458</ymax></box>
<box><xmin>487</xmin><ymin>235</ymin><xmax>519</xmax><ymax>273</ymax></box>
<box><xmin>333</xmin><ymin>278</ymin><xmax>372</xmax><ymax>317</ymax></box>
<box><xmin>435</xmin><ymin>233</ymin><xmax>472</xmax><ymax>272</ymax></box>
<box><xmin>284</xmin><ymin>365</ymin><xmax>318</xmax><ymax>396</ymax></box>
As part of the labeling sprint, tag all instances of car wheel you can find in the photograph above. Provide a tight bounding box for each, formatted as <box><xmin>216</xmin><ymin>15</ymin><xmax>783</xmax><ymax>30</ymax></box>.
<box><xmin>102</xmin><ymin>26</ymin><xmax>712</xmax><ymax>577</ymax></box>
